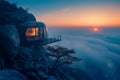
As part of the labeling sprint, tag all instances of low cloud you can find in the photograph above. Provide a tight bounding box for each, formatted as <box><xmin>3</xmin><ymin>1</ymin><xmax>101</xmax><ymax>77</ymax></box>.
<box><xmin>49</xmin><ymin>28</ymin><xmax>120</xmax><ymax>80</ymax></box>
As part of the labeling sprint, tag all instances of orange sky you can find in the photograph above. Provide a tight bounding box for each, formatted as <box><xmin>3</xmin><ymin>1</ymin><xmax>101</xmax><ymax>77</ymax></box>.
<box><xmin>36</xmin><ymin>4</ymin><xmax>120</xmax><ymax>27</ymax></box>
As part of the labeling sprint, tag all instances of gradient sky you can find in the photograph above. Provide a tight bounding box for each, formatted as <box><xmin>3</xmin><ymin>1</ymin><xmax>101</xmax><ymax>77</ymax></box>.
<box><xmin>8</xmin><ymin>0</ymin><xmax>120</xmax><ymax>27</ymax></box>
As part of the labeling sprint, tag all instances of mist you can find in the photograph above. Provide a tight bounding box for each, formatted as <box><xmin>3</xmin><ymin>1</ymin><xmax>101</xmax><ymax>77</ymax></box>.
<box><xmin>48</xmin><ymin>27</ymin><xmax>120</xmax><ymax>80</ymax></box>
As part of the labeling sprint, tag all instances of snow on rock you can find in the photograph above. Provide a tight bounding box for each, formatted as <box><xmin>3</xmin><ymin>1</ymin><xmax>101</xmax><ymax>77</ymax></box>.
<box><xmin>0</xmin><ymin>69</ymin><xmax>28</xmax><ymax>80</ymax></box>
<box><xmin>47</xmin><ymin>76</ymin><xmax>57</xmax><ymax>80</ymax></box>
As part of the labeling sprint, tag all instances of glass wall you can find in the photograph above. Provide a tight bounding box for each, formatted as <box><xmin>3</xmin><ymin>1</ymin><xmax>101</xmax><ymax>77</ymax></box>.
<box><xmin>26</xmin><ymin>27</ymin><xmax>39</xmax><ymax>40</ymax></box>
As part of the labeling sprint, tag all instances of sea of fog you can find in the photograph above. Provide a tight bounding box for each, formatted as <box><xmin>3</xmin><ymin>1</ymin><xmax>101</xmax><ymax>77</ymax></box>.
<box><xmin>48</xmin><ymin>27</ymin><xmax>120</xmax><ymax>80</ymax></box>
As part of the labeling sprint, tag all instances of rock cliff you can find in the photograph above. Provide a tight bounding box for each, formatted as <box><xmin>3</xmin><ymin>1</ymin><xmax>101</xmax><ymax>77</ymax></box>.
<box><xmin>0</xmin><ymin>0</ymin><xmax>79</xmax><ymax>80</ymax></box>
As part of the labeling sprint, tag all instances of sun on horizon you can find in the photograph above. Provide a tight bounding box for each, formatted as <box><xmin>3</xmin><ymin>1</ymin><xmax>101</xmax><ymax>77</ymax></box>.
<box><xmin>91</xmin><ymin>27</ymin><xmax>101</xmax><ymax>33</ymax></box>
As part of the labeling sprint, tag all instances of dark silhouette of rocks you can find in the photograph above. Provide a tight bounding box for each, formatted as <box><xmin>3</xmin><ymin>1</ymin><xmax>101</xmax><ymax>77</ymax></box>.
<box><xmin>0</xmin><ymin>69</ymin><xmax>28</xmax><ymax>80</ymax></box>
<box><xmin>0</xmin><ymin>24</ymin><xmax>19</xmax><ymax>68</ymax></box>
<box><xmin>0</xmin><ymin>0</ymin><xmax>36</xmax><ymax>25</ymax></box>
<box><xmin>0</xmin><ymin>0</ymin><xmax>81</xmax><ymax>80</ymax></box>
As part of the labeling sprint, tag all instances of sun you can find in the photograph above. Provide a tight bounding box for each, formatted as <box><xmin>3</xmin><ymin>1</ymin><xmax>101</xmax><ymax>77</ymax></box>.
<box><xmin>93</xmin><ymin>27</ymin><xmax>98</xmax><ymax>31</ymax></box>
<box><xmin>92</xmin><ymin>27</ymin><xmax>100</xmax><ymax>32</ymax></box>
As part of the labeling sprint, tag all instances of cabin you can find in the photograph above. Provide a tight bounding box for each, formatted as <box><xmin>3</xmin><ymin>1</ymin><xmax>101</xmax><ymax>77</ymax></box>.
<box><xmin>19</xmin><ymin>21</ymin><xmax>61</xmax><ymax>46</ymax></box>
<box><xmin>24</xmin><ymin>22</ymin><xmax>47</xmax><ymax>41</ymax></box>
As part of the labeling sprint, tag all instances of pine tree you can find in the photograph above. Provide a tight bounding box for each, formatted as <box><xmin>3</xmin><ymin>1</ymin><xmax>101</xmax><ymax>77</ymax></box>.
<box><xmin>47</xmin><ymin>45</ymin><xmax>81</xmax><ymax>75</ymax></box>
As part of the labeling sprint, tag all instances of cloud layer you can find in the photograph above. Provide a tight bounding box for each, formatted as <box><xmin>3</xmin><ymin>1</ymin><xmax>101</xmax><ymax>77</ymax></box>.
<box><xmin>48</xmin><ymin>27</ymin><xmax>120</xmax><ymax>80</ymax></box>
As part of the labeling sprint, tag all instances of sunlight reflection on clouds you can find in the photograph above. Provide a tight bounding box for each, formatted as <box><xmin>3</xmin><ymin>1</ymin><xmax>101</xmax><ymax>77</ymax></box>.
<box><xmin>48</xmin><ymin>27</ymin><xmax>120</xmax><ymax>80</ymax></box>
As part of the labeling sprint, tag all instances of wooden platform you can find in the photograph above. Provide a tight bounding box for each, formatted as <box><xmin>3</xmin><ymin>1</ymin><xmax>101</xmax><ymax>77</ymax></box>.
<box><xmin>34</xmin><ymin>35</ymin><xmax>62</xmax><ymax>46</ymax></box>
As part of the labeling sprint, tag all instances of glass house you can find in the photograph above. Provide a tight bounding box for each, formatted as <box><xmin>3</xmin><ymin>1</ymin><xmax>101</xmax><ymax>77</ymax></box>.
<box><xmin>19</xmin><ymin>21</ymin><xmax>48</xmax><ymax>46</ymax></box>
<box><xmin>19</xmin><ymin>21</ymin><xmax>61</xmax><ymax>46</ymax></box>
<box><xmin>25</xmin><ymin>22</ymin><xmax>47</xmax><ymax>41</ymax></box>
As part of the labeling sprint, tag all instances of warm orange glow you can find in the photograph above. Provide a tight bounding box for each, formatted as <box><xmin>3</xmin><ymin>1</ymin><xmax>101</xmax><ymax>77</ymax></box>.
<box><xmin>26</xmin><ymin>28</ymin><xmax>38</xmax><ymax>36</ymax></box>
<box><xmin>35</xmin><ymin>28</ymin><xmax>39</xmax><ymax>36</ymax></box>
<box><xmin>93</xmin><ymin>27</ymin><xmax>99</xmax><ymax>32</ymax></box>
<box><xmin>37</xmin><ymin>5</ymin><xmax>120</xmax><ymax>27</ymax></box>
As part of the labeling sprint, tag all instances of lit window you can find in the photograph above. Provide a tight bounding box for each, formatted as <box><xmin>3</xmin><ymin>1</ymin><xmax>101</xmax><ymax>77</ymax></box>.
<box><xmin>26</xmin><ymin>28</ymin><xmax>38</xmax><ymax>36</ymax></box>
<box><xmin>35</xmin><ymin>28</ymin><xmax>38</xmax><ymax>36</ymax></box>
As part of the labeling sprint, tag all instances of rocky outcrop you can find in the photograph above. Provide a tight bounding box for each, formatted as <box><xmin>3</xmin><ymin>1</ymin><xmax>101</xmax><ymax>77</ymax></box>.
<box><xmin>0</xmin><ymin>0</ymin><xmax>37</xmax><ymax>79</ymax></box>
<box><xmin>0</xmin><ymin>0</ymin><xmax>36</xmax><ymax>25</ymax></box>
<box><xmin>0</xmin><ymin>24</ymin><xmax>20</xmax><ymax>48</ymax></box>
<box><xmin>0</xmin><ymin>0</ymin><xmax>78</xmax><ymax>80</ymax></box>
<box><xmin>0</xmin><ymin>69</ymin><xmax>28</xmax><ymax>80</ymax></box>
<box><xmin>0</xmin><ymin>0</ymin><xmax>51</xmax><ymax>80</ymax></box>
<box><xmin>0</xmin><ymin>0</ymin><xmax>36</xmax><ymax>69</ymax></box>
<box><xmin>0</xmin><ymin>24</ymin><xmax>19</xmax><ymax>68</ymax></box>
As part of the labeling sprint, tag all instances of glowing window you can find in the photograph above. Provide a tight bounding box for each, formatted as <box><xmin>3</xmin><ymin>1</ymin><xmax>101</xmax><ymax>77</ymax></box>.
<box><xmin>26</xmin><ymin>28</ymin><xmax>38</xmax><ymax>36</ymax></box>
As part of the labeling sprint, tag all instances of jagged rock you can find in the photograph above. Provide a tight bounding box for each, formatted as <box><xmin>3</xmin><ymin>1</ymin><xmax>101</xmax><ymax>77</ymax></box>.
<box><xmin>0</xmin><ymin>24</ymin><xmax>20</xmax><ymax>68</ymax></box>
<box><xmin>48</xmin><ymin>76</ymin><xmax>57</xmax><ymax>80</ymax></box>
<box><xmin>0</xmin><ymin>69</ymin><xmax>28</xmax><ymax>80</ymax></box>
<box><xmin>13</xmin><ymin>47</ymin><xmax>33</xmax><ymax>71</ymax></box>
<box><xmin>26</xmin><ymin>13</ymin><xmax>36</xmax><ymax>22</ymax></box>
<box><xmin>0</xmin><ymin>1</ymin><xmax>78</xmax><ymax>80</ymax></box>
<box><xmin>24</xmin><ymin>72</ymin><xmax>40</xmax><ymax>80</ymax></box>
<box><xmin>0</xmin><ymin>0</ymin><xmax>17</xmax><ymax>24</ymax></box>
<box><xmin>0</xmin><ymin>0</ymin><xmax>36</xmax><ymax>25</ymax></box>
<box><xmin>0</xmin><ymin>24</ymin><xmax>20</xmax><ymax>48</ymax></box>
<box><xmin>0</xmin><ymin>0</ymin><xmax>17</xmax><ymax>12</ymax></box>
<box><xmin>9</xmin><ymin>10</ymin><xmax>36</xmax><ymax>26</ymax></box>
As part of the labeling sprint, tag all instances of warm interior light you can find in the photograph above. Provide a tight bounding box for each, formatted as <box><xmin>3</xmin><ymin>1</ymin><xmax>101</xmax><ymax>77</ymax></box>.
<box><xmin>35</xmin><ymin>28</ymin><xmax>39</xmax><ymax>36</ymax></box>
<box><xmin>26</xmin><ymin>28</ymin><xmax>38</xmax><ymax>36</ymax></box>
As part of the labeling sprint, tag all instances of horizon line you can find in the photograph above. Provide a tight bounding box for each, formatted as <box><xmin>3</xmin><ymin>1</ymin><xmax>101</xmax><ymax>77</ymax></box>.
<box><xmin>48</xmin><ymin>26</ymin><xmax>120</xmax><ymax>28</ymax></box>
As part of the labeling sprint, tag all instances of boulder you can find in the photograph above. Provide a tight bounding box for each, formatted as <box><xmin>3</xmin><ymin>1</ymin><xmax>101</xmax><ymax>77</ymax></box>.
<box><xmin>0</xmin><ymin>24</ymin><xmax>20</xmax><ymax>68</ymax></box>
<box><xmin>0</xmin><ymin>24</ymin><xmax>20</xmax><ymax>48</ymax></box>
<box><xmin>0</xmin><ymin>69</ymin><xmax>28</xmax><ymax>80</ymax></box>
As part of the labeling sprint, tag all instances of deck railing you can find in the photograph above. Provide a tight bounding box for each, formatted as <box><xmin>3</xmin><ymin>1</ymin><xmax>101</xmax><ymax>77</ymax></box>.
<box><xmin>35</xmin><ymin>35</ymin><xmax>62</xmax><ymax>45</ymax></box>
